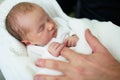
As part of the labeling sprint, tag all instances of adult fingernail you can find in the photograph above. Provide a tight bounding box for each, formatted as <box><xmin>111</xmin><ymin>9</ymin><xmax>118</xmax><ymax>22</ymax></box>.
<box><xmin>35</xmin><ymin>59</ymin><xmax>45</xmax><ymax>67</ymax></box>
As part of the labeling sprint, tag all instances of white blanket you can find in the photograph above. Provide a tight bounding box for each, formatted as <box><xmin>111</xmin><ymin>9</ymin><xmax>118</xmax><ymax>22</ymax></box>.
<box><xmin>0</xmin><ymin>0</ymin><xmax>120</xmax><ymax>80</ymax></box>
<box><xmin>68</xmin><ymin>18</ymin><xmax>120</xmax><ymax>61</ymax></box>
<box><xmin>23</xmin><ymin>18</ymin><xmax>120</xmax><ymax>79</ymax></box>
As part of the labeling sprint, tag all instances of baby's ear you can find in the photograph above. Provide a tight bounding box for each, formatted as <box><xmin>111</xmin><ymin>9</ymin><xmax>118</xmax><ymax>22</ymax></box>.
<box><xmin>21</xmin><ymin>40</ymin><xmax>31</xmax><ymax>45</ymax></box>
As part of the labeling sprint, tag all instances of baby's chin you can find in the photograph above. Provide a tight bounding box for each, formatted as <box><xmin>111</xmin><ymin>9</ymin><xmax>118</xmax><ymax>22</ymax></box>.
<box><xmin>53</xmin><ymin>34</ymin><xmax>57</xmax><ymax>38</ymax></box>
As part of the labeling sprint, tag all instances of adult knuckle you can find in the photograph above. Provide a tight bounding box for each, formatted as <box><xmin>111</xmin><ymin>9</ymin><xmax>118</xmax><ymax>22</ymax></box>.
<box><xmin>49</xmin><ymin>60</ymin><xmax>59</xmax><ymax>69</ymax></box>
<box><xmin>71</xmin><ymin>66</ymin><xmax>85</xmax><ymax>75</ymax></box>
<box><xmin>77</xmin><ymin>55</ymin><xmax>87</xmax><ymax>61</ymax></box>
<box><xmin>53</xmin><ymin>77</ymin><xmax>59</xmax><ymax>80</ymax></box>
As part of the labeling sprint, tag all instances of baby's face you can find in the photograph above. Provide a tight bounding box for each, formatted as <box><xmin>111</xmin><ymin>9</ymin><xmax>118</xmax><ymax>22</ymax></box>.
<box><xmin>17</xmin><ymin>6</ymin><xmax>57</xmax><ymax>46</ymax></box>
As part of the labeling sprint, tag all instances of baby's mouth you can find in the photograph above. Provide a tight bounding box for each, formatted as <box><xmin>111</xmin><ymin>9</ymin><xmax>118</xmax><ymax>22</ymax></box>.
<box><xmin>53</xmin><ymin>29</ymin><xmax>57</xmax><ymax>38</ymax></box>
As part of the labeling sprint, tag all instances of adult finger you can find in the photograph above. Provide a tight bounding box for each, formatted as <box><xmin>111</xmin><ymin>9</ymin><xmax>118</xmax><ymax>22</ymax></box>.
<box><xmin>34</xmin><ymin>74</ymin><xmax>69</xmax><ymax>80</ymax></box>
<box><xmin>60</xmin><ymin>47</ymin><xmax>81</xmax><ymax>62</ymax></box>
<box><xmin>35</xmin><ymin>59</ymin><xmax>72</xmax><ymax>73</ymax></box>
<box><xmin>85</xmin><ymin>29</ymin><xmax>107</xmax><ymax>53</ymax></box>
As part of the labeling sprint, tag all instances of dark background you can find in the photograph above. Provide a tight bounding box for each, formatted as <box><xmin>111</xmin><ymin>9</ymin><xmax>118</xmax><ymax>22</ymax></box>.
<box><xmin>56</xmin><ymin>0</ymin><xmax>120</xmax><ymax>26</ymax></box>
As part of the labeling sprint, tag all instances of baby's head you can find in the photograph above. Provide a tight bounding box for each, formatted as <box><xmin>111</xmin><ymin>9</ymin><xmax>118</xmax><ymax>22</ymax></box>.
<box><xmin>6</xmin><ymin>2</ymin><xmax>57</xmax><ymax>46</ymax></box>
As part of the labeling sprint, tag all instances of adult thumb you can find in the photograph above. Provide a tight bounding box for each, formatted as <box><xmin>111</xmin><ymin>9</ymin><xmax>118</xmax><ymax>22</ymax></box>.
<box><xmin>85</xmin><ymin>29</ymin><xmax>106</xmax><ymax>53</ymax></box>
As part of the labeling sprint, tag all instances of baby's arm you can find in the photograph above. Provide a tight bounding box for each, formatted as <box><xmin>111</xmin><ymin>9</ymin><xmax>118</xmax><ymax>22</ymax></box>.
<box><xmin>63</xmin><ymin>34</ymin><xmax>79</xmax><ymax>47</ymax></box>
<box><xmin>48</xmin><ymin>42</ymin><xmax>65</xmax><ymax>57</ymax></box>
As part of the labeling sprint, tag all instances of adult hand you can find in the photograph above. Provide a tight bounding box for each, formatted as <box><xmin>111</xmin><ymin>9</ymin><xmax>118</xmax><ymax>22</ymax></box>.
<box><xmin>34</xmin><ymin>29</ymin><xmax>120</xmax><ymax>80</ymax></box>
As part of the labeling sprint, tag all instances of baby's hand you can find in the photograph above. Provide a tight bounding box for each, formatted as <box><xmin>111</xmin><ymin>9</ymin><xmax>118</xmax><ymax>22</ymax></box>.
<box><xmin>48</xmin><ymin>42</ymin><xmax>65</xmax><ymax>57</ymax></box>
<box><xmin>63</xmin><ymin>35</ymin><xmax>79</xmax><ymax>47</ymax></box>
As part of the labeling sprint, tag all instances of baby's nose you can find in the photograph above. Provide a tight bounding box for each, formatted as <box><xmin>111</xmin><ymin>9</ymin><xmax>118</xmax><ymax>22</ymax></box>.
<box><xmin>48</xmin><ymin>24</ymin><xmax>54</xmax><ymax>31</ymax></box>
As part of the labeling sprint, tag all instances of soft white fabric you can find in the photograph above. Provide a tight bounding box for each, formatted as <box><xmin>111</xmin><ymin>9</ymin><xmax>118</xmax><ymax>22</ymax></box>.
<box><xmin>0</xmin><ymin>0</ymin><xmax>120</xmax><ymax>80</ymax></box>
<box><xmin>26</xmin><ymin>17</ymin><xmax>91</xmax><ymax>75</ymax></box>
<box><xmin>27</xmin><ymin>18</ymin><xmax>69</xmax><ymax>75</ymax></box>
<box><xmin>27</xmin><ymin>39</ymin><xmax>67</xmax><ymax>75</ymax></box>
<box><xmin>28</xmin><ymin>17</ymin><xmax>120</xmax><ymax>76</ymax></box>
<box><xmin>68</xmin><ymin>18</ymin><xmax>120</xmax><ymax>61</ymax></box>
<box><xmin>0</xmin><ymin>0</ymin><xmax>69</xmax><ymax>80</ymax></box>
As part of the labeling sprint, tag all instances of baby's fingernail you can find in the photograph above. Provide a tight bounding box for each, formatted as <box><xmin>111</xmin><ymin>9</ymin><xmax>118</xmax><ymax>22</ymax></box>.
<box><xmin>35</xmin><ymin>59</ymin><xmax>45</xmax><ymax>67</ymax></box>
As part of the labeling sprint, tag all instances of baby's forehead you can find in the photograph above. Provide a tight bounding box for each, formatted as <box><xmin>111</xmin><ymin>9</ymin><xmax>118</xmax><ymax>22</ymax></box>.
<box><xmin>12</xmin><ymin>2</ymin><xmax>48</xmax><ymax>27</ymax></box>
